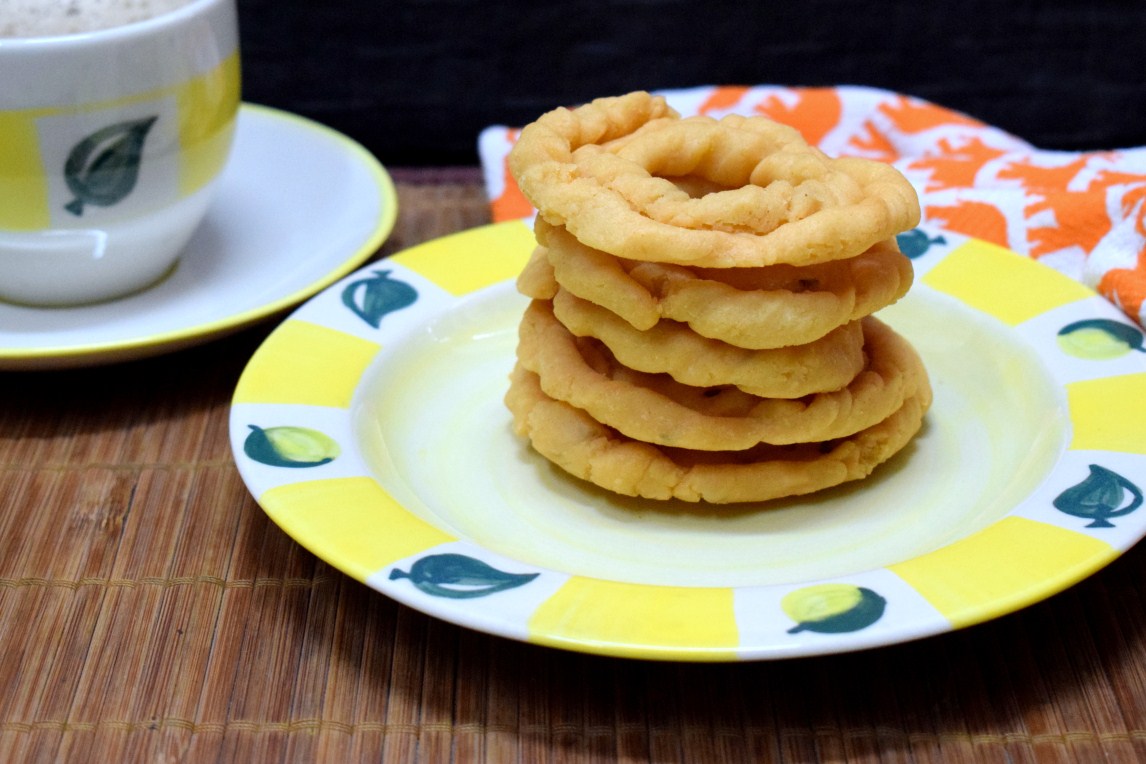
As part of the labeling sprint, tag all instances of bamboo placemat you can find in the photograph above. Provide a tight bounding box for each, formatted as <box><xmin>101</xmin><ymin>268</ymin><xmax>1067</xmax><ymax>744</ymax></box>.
<box><xmin>4</xmin><ymin>168</ymin><xmax>1146</xmax><ymax>763</ymax></box>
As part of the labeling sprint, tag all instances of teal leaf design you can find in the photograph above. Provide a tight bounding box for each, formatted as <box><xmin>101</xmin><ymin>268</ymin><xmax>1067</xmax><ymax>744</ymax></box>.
<box><xmin>1053</xmin><ymin>464</ymin><xmax>1143</xmax><ymax>528</ymax></box>
<box><xmin>341</xmin><ymin>270</ymin><xmax>418</xmax><ymax>328</ymax></box>
<box><xmin>782</xmin><ymin>583</ymin><xmax>887</xmax><ymax>634</ymax></box>
<box><xmin>389</xmin><ymin>553</ymin><xmax>540</xmax><ymax>599</ymax></box>
<box><xmin>63</xmin><ymin>115</ymin><xmax>158</xmax><ymax>216</ymax></box>
<box><xmin>243</xmin><ymin>424</ymin><xmax>340</xmax><ymax>468</ymax></box>
<box><xmin>895</xmin><ymin>229</ymin><xmax>946</xmax><ymax>259</ymax></box>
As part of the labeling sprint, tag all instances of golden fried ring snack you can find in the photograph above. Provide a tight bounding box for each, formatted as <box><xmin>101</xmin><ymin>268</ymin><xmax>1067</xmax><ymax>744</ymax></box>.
<box><xmin>508</xmin><ymin>91</ymin><xmax>920</xmax><ymax>268</ymax></box>
<box><xmin>516</xmin><ymin>245</ymin><xmax>558</xmax><ymax>300</ymax></box>
<box><xmin>537</xmin><ymin>219</ymin><xmax>913</xmax><ymax>347</ymax></box>
<box><xmin>643</xmin><ymin>246</ymin><xmax>913</xmax><ymax>349</ymax></box>
<box><xmin>550</xmin><ymin>288</ymin><xmax>865</xmax><ymax>399</ymax></box>
<box><xmin>574</xmin><ymin>117</ymin><xmax>861</xmax><ymax>234</ymax></box>
<box><xmin>505</xmin><ymin>364</ymin><xmax>931</xmax><ymax>504</ymax></box>
<box><xmin>534</xmin><ymin>220</ymin><xmax>659</xmax><ymax>327</ymax></box>
<box><xmin>517</xmin><ymin>299</ymin><xmax>925</xmax><ymax>450</ymax></box>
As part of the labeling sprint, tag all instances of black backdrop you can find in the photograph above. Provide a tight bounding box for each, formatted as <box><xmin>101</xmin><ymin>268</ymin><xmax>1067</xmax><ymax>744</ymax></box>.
<box><xmin>235</xmin><ymin>0</ymin><xmax>1146</xmax><ymax>166</ymax></box>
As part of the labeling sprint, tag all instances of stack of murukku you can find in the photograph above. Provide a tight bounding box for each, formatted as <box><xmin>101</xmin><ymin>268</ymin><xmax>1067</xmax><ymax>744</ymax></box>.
<box><xmin>503</xmin><ymin>91</ymin><xmax>931</xmax><ymax>504</ymax></box>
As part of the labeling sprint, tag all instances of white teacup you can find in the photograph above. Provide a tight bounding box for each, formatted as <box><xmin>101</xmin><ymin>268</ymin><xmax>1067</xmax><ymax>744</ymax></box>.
<box><xmin>0</xmin><ymin>0</ymin><xmax>240</xmax><ymax>306</ymax></box>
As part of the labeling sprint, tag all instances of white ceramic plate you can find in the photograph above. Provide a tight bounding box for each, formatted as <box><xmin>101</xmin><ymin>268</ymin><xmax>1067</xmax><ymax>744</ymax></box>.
<box><xmin>0</xmin><ymin>103</ymin><xmax>397</xmax><ymax>370</ymax></box>
<box><xmin>231</xmin><ymin>221</ymin><xmax>1146</xmax><ymax>661</ymax></box>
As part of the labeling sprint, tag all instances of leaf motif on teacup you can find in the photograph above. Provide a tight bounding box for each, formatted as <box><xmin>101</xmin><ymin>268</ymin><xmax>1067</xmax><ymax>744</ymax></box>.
<box><xmin>63</xmin><ymin>115</ymin><xmax>158</xmax><ymax>216</ymax></box>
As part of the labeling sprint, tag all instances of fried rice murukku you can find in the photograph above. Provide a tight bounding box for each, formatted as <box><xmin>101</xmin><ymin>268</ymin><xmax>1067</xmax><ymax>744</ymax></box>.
<box><xmin>504</xmin><ymin>364</ymin><xmax>932</xmax><ymax>504</ymax></box>
<box><xmin>550</xmin><ymin>288</ymin><xmax>866</xmax><ymax>399</ymax></box>
<box><xmin>574</xmin><ymin>117</ymin><xmax>862</xmax><ymax>234</ymax></box>
<box><xmin>537</xmin><ymin>219</ymin><xmax>914</xmax><ymax>347</ymax></box>
<box><xmin>516</xmin><ymin>245</ymin><xmax>559</xmax><ymax>300</ymax></box>
<box><xmin>504</xmin><ymin>90</ymin><xmax>929</xmax><ymax>504</ymax></box>
<box><xmin>516</xmin><ymin>299</ymin><xmax>927</xmax><ymax>451</ymax></box>
<box><xmin>508</xmin><ymin>91</ymin><xmax>920</xmax><ymax>268</ymax></box>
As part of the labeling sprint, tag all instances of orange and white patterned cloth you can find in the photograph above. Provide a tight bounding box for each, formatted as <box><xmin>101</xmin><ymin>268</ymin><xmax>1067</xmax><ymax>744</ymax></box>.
<box><xmin>478</xmin><ymin>85</ymin><xmax>1146</xmax><ymax>326</ymax></box>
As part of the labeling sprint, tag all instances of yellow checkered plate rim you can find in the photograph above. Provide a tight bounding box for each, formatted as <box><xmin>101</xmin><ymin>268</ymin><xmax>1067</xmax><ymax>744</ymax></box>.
<box><xmin>230</xmin><ymin>220</ymin><xmax>1146</xmax><ymax>661</ymax></box>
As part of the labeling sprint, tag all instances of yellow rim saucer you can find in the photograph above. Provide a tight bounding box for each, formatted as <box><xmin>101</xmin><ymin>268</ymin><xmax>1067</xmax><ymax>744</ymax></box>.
<box><xmin>0</xmin><ymin>103</ymin><xmax>397</xmax><ymax>370</ymax></box>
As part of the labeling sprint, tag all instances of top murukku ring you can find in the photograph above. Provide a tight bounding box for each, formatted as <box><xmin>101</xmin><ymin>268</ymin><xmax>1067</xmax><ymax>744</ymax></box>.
<box><xmin>508</xmin><ymin>91</ymin><xmax>921</xmax><ymax>268</ymax></box>
<box><xmin>574</xmin><ymin>116</ymin><xmax>861</xmax><ymax>235</ymax></box>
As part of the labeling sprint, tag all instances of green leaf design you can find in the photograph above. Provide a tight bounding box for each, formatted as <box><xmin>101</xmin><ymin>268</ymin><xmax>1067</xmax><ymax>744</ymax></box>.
<box><xmin>63</xmin><ymin>116</ymin><xmax>158</xmax><ymax>216</ymax></box>
<box><xmin>341</xmin><ymin>270</ymin><xmax>418</xmax><ymax>328</ymax></box>
<box><xmin>243</xmin><ymin>424</ymin><xmax>340</xmax><ymax>468</ymax></box>
<box><xmin>782</xmin><ymin>583</ymin><xmax>887</xmax><ymax>634</ymax></box>
<box><xmin>1053</xmin><ymin>464</ymin><xmax>1143</xmax><ymax>528</ymax></box>
<box><xmin>389</xmin><ymin>553</ymin><xmax>540</xmax><ymax>599</ymax></box>
<box><xmin>895</xmin><ymin>229</ymin><xmax>946</xmax><ymax>259</ymax></box>
<box><xmin>1057</xmin><ymin>318</ymin><xmax>1146</xmax><ymax>360</ymax></box>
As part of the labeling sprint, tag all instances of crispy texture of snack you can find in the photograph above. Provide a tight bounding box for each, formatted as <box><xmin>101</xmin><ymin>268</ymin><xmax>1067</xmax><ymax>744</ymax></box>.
<box><xmin>505</xmin><ymin>364</ymin><xmax>932</xmax><ymax>504</ymax></box>
<box><xmin>516</xmin><ymin>245</ymin><xmax>559</xmax><ymax>300</ymax></box>
<box><xmin>551</xmin><ymin>288</ymin><xmax>865</xmax><ymax>398</ymax></box>
<box><xmin>576</xmin><ymin>116</ymin><xmax>861</xmax><ymax>233</ymax></box>
<box><xmin>506</xmin><ymin>91</ymin><xmax>929</xmax><ymax>504</ymax></box>
<box><xmin>535</xmin><ymin>219</ymin><xmax>659</xmax><ymax>328</ymax></box>
<box><xmin>518</xmin><ymin>300</ymin><xmax>926</xmax><ymax>450</ymax></box>
<box><xmin>538</xmin><ymin>219</ymin><xmax>913</xmax><ymax>347</ymax></box>
<box><xmin>508</xmin><ymin>91</ymin><xmax>920</xmax><ymax>268</ymax></box>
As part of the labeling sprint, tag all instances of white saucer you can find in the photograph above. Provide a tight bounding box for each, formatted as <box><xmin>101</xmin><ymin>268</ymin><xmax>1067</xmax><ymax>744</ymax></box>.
<box><xmin>0</xmin><ymin>103</ymin><xmax>398</xmax><ymax>370</ymax></box>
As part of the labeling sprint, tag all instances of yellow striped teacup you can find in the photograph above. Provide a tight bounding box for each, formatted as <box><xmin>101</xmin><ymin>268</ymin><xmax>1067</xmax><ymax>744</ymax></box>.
<box><xmin>0</xmin><ymin>0</ymin><xmax>240</xmax><ymax>305</ymax></box>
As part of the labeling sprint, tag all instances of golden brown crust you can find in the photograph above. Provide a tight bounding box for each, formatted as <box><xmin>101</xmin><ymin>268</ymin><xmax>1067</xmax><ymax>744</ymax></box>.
<box><xmin>515</xmin><ymin>245</ymin><xmax>559</xmax><ymax>301</ymax></box>
<box><xmin>505</xmin><ymin>363</ymin><xmax>932</xmax><ymax>504</ymax></box>
<box><xmin>504</xmin><ymin>91</ymin><xmax>929</xmax><ymax>503</ymax></box>
<box><xmin>508</xmin><ymin>92</ymin><xmax>920</xmax><ymax>268</ymax></box>
<box><xmin>550</xmin><ymin>288</ymin><xmax>866</xmax><ymax>399</ymax></box>
<box><xmin>537</xmin><ymin>219</ymin><xmax>914</xmax><ymax>348</ymax></box>
<box><xmin>516</xmin><ymin>300</ymin><xmax>927</xmax><ymax>450</ymax></box>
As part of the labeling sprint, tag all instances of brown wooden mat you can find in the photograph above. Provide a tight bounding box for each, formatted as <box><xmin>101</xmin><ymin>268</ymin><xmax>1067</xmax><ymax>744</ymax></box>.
<box><xmin>4</xmin><ymin>169</ymin><xmax>1146</xmax><ymax>763</ymax></box>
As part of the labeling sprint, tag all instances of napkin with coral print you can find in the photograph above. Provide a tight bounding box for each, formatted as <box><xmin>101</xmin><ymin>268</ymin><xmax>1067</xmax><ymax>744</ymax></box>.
<box><xmin>478</xmin><ymin>85</ymin><xmax>1146</xmax><ymax>326</ymax></box>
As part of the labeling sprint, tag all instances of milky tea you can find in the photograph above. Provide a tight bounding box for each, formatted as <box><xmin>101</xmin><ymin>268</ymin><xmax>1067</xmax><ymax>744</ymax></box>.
<box><xmin>0</xmin><ymin>0</ymin><xmax>198</xmax><ymax>37</ymax></box>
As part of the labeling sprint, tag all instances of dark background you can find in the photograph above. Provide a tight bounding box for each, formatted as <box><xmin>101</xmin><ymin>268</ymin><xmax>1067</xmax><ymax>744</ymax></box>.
<box><xmin>235</xmin><ymin>0</ymin><xmax>1146</xmax><ymax>166</ymax></box>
